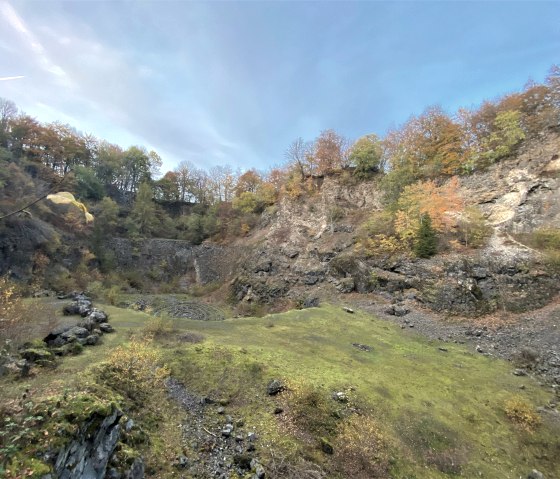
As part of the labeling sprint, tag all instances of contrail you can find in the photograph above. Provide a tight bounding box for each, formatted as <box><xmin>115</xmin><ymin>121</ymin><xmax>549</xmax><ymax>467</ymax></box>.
<box><xmin>0</xmin><ymin>75</ymin><xmax>25</xmax><ymax>81</ymax></box>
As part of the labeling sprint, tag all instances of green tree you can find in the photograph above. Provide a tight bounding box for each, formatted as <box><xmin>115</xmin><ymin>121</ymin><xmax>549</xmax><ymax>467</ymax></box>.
<box><xmin>128</xmin><ymin>182</ymin><xmax>158</xmax><ymax>236</ymax></box>
<box><xmin>95</xmin><ymin>197</ymin><xmax>120</xmax><ymax>232</ymax></box>
<box><xmin>350</xmin><ymin>134</ymin><xmax>384</xmax><ymax>179</ymax></box>
<box><xmin>478</xmin><ymin>110</ymin><xmax>525</xmax><ymax>166</ymax></box>
<box><xmin>414</xmin><ymin>213</ymin><xmax>437</xmax><ymax>258</ymax></box>
<box><xmin>74</xmin><ymin>165</ymin><xmax>105</xmax><ymax>200</ymax></box>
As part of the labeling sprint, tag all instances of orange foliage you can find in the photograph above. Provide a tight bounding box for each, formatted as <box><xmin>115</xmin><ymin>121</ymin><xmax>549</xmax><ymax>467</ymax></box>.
<box><xmin>395</xmin><ymin>176</ymin><xmax>463</xmax><ymax>239</ymax></box>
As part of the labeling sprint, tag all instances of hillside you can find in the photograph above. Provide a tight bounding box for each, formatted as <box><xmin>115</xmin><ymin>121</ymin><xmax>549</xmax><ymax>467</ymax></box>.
<box><xmin>1</xmin><ymin>74</ymin><xmax>560</xmax><ymax>478</ymax></box>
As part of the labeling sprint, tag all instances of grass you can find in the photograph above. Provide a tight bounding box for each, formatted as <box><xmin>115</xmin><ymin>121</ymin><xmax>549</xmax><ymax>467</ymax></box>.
<box><xmin>161</xmin><ymin>304</ymin><xmax>560</xmax><ymax>478</ymax></box>
<box><xmin>1</xmin><ymin>299</ymin><xmax>559</xmax><ymax>478</ymax></box>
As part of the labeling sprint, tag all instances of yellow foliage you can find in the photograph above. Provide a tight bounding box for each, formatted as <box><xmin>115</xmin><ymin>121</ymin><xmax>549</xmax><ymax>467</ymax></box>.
<box><xmin>504</xmin><ymin>396</ymin><xmax>541</xmax><ymax>432</ymax></box>
<box><xmin>47</xmin><ymin>191</ymin><xmax>94</xmax><ymax>222</ymax></box>
<box><xmin>395</xmin><ymin>176</ymin><xmax>463</xmax><ymax>241</ymax></box>
<box><xmin>98</xmin><ymin>340</ymin><xmax>170</xmax><ymax>400</ymax></box>
<box><xmin>334</xmin><ymin>415</ymin><xmax>390</xmax><ymax>478</ymax></box>
<box><xmin>142</xmin><ymin>316</ymin><xmax>173</xmax><ymax>338</ymax></box>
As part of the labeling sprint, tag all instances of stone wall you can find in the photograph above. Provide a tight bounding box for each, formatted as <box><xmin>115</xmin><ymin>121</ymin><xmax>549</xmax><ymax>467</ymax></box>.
<box><xmin>106</xmin><ymin>238</ymin><xmax>231</xmax><ymax>285</ymax></box>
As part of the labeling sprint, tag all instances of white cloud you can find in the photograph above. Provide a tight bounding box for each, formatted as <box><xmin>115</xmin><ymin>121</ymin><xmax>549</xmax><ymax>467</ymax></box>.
<box><xmin>0</xmin><ymin>1</ymin><xmax>71</xmax><ymax>85</ymax></box>
<box><xmin>0</xmin><ymin>75</ymin><xmax>24</xmax><ymax>81</ymax></box>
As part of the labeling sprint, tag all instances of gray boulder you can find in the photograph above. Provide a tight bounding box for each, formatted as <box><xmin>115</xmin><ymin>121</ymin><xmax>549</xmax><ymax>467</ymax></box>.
<box><xmin>267</xmin><ymin>379</ymin><xmax>284</xmax><ymax>395</ymax></box>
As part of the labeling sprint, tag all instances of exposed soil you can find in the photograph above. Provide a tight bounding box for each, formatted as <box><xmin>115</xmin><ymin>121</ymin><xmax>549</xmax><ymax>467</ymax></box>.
<box><xmin>166</xmin><ymin>378</ymin><xmax>265</xmax><ymax>478</ymax></box>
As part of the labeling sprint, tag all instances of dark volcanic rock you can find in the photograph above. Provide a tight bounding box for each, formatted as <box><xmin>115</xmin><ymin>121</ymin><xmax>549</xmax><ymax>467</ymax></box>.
<box><xmin>267</xmin><ymin>379</ymin><xmax>284</xmax><ymax>395</ymax></box>
<box><xmin>54</xmin><ymin>406</ymin><xmax>123</xmax><ymax>479</ymax></box>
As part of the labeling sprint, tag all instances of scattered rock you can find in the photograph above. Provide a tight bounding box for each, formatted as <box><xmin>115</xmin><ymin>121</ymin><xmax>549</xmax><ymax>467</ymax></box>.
<box><xmin>513</xmin><ymin>369</ymin><xmax>527</xmax><ymax>376</ymax></box>
<box><xmin>83</xmin><ymin>334</ymin><xmax>100</xmax><ymax>346</ymax></box>
<box><xmin>320</xmin><ymin>437</ymin><xmax>334</xmax><ymax>455</ymax></box>
<box><xmin>267</xmin><ymin>379</ymin><xmax>284</xmax><ymax>395</ymax></box>
<box><xmin>527</xmin><ymin>470</ymin><xmax>545</xmax><ymax>479</ymax></box>
<box><xmin>332</xmin><ymin>391</ymin><xmax>348</xmax><ymax>403</ymax></box>
<box><xmin>302</xmin><ymin>297</ymin><xmax>320</xmax><ymax>308</ymax></box>
<box><xmin>385</xmin><ymin>304</ymin><xmax>410</xmax><ymax>316</ymax></box>
<box><xmin>217</xmin><ymin>406</ymin><xmax>225</xmax><ymax>414</ymax></box>
<box><xmin>88</xmin><ymin>309</ymin><xmax>108</xmax><ymax>323</ymax></box>
<box><xmin>174</xmin><ymin>455</ymin><xmax>189</xmax><ymax>469</ymax></box>
<box><xmin>438</xmin><ymin>347</ymin><xmax>449</xmax><ymax>352</ymax></box>
<box><xmin>352</xmin><ymin>342</ymin><xmax>372</xmax><ymax>352</ymax></box>
<box><xmin>99</xmin><ymin>323</ymin><xmax>114</xmax><ymax>333</ymax></box>
<box><xmin>342</xmin><ymin>307</ymin><xmax>354</xmax><ymax>314</ymax></box>
<box><xmin>53</xmin><ymin>406</ymin><xmax>123</xmax><ymax>479</ymax></box>
<box><xmin>337</xmin><ymin>277</ymin><xmax>355</xmax><ymax>293</ymax></box>
<box><xmin>250</xmin><ymin>458</ymin><xmax>266</xmax><ymax>478</ymax></box>
<box><xmin>124</xmin><ymin>457</ymin><xmax>144</xmax><ymax>479</ymax></box>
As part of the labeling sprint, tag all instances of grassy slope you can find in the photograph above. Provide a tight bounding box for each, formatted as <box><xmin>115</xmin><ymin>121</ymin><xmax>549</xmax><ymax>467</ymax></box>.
<box><xmin>2</xmin><ymin>301</ymin><xmax>559</xmax><ymax>478</ymax></box>
<box><xmin>163</xmin><ymin>304</ymin><xmax>559</xmax><ymax>478</ymax></box>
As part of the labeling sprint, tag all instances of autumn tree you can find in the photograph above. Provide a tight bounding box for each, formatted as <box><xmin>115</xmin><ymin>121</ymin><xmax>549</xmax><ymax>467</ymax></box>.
<box><xmin>313</xmin><ymin>129</ymin><xmax>348</xmax><ymax>174</ymax></box>
<box><xmin>209</xmin><ymin>165</ymin><xmax>236</xmax><ymax>202</ymax></box>
<box><xmin>174</xmin><ymin>160</ymin><xmax>195</xmax><ymax>202</ymax></box>
<box><xmin>235</xmin><ymin>169</ymin><xmax>263</xmax><ymax>196</ymax></box>
<box><xmin>477</xmin><ymin>110</ymin><xmax>525</xmax><ymax>166</ymax></box>
<box><xmin>384</xmin><ymin>106</ymin><xmax>465</xmax><ymax>179</ymax></box>
<box><xmin>154</xmin><ymin>171</ymin><xmax>180</xmax><ymax>201</ymax></box>
<box><xmin>394</xmin><ymin>176</ymin><xmax>463</xmax><ymax>243</ymax></box>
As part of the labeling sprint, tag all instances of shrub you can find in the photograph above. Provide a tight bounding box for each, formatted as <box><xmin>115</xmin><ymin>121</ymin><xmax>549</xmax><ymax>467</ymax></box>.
<box><xmin>96</xmin><ymin>340</ymin><xmax>170</xmax><ymax>403</ymax></box>
<box><xmin>0</xmin><ymin>277</ymin><xmax>58</xmax><ymax>348</ymax></box>
<box><xmin>333</xmin><ymin>415</ymin><xmax>390</xmax><ymax>478</ymax></box>
<box><xmin>457</xmin><ymin>206</ymin><xmax>492</xmax><ymax>248</ymax></box>
<box><xmin>106</xmin><ymin>285</ymin><xmax>121</xmax><ymax>305</ymax></box>
<box><xmin>504</xmin><ymin>396</ymin><xmax>541</xmax><ymax>431</ymax></box>
<box><xmin>287</xmin><ymin>382</ymin><xmax>340</xmax><ymax>436</ymax></box>
<box><xmin>142</xmin><ymin>316</ymin><xmax>173</xmax><ymax>339</ymax></box>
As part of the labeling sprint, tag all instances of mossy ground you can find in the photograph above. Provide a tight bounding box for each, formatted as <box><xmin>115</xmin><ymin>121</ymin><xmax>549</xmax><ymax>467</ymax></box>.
<box><xmin>1</xmin><ymin>300</ymin><xmax>559</xmax><ymax>478</ymax></box>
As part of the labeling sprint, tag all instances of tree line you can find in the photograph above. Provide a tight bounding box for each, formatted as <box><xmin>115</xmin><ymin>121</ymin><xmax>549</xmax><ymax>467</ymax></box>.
<box><xmin>0</xmin><ymin>65</ymin><xmax>558</xmax><ymax>249</ymax></box>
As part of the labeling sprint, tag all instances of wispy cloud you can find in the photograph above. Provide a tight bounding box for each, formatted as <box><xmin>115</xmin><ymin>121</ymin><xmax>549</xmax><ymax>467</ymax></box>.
<box><xmin>0</xmin><ymin>1</ymin><xmax>70</xmax><ymax>84</ymax></box>
<box><xmin>0</xmin><ymin>75</ymin><xmax>24</xmax><ymax>81</ymax></box>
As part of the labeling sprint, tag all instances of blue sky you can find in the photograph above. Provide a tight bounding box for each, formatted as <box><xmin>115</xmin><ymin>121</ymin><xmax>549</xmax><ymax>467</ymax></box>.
<box><xmin>0</xmin><ymin>1</ymin><xmax>558</xmax><ymax>173</ymax></box>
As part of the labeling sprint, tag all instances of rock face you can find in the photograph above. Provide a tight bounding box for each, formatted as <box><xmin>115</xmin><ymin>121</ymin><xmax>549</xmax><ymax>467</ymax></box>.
<box><xmin>106</xmin><ymin>238</ymin><xmax>231</xmax><ymax>287</ymax></box>
<box><xmin>459</xmin><ymin>132</ymin><xmax>560</xmax><ymax>233</ymax></box>
<box><xmin>54</xmin><ymin>407</ymin><xmax>123</xmax><ymax>479</ymax></box>
<box><xmin>226</xmin><ymin>132</ymin><xmax>560</xmax><ymax>316</ymax></box>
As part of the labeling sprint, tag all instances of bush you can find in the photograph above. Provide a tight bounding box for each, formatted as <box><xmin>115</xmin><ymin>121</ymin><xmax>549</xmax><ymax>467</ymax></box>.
<box><xmin>457</xmin><ymin>206</ymin><xmax>492</xmax><ymax>248</ymax></box>
<box><xmin>106</xmin><ymin>285</ymin><xmax>121</xmax><ymax>305</ymax></box>
<box><xmin>0</xmin><ymin>277</ymin><xmax>58</xmax><ymax>348</ymax></box>
<box><xmin>521</xmin><ymin>228</ymin><xmax>560</xmax><ymax>251</ymax></box>
<box><xmin>504</xmin><ymin>396</ymin><xmax>541</xmax><ymax>431</ymax></box>
<box><xmin>142</xmin><ymin>316</ymin><xmax>173</xmax><ymax>338</ymax></box>
<box><xmin>287</xmin><ymin>382</ymin><xmax>340</xmax><ymax>436</ymax></box>
<box><xmin>96</xmin><ymin>340</ymin><xmax>170</xmax><ymax>403</ymax></box>
<box><xmin>333</xmin><ymin>415</ymin><xmax>390</xmax><ymax>478</ymax></box>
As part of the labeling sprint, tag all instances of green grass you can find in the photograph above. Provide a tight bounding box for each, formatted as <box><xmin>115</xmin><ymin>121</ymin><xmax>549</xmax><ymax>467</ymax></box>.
<box><xmin>162</xmin><ymin>304</ymin><xmax>560</xmax><ymax>478</ymax></box>
<box><xmin>2</xmin><ymin>300</ymin><xmax>559</xmax><ymax>478</ymax></box>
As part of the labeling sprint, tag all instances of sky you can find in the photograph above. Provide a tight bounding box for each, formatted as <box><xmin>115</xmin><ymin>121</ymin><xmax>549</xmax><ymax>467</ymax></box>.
<box><xmin>0</xmin><ymin>1</ymin><xmax>559</xmax><ymax>174</ymax></box>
